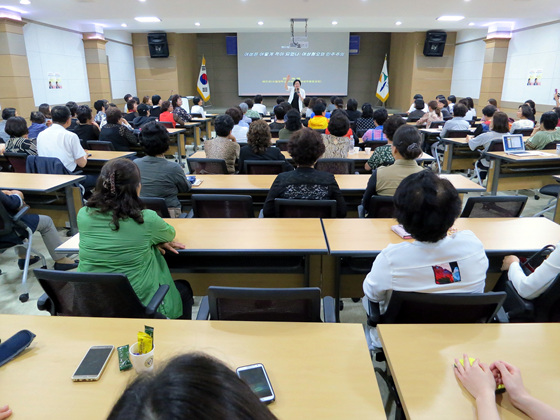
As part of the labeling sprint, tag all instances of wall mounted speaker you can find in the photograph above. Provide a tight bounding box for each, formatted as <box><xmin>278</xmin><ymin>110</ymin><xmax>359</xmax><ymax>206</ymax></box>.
<box><xmin>423</xmin><ymin>31</ymin><xmax>447</xmax><ymax>57</ymax></box>
<box><xmin>147</xmin><ymin>32</ymin><xmax>169</xmax><ymax>58</ymax></box>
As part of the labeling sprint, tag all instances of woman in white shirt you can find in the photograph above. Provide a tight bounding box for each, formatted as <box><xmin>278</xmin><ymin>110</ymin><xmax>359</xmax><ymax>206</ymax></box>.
<box><xmin>190</xmin><ymin>96</ymin><xmax>206</xmax><ymax>118</ymax></box>
<box><xmin>284</xmin><ymin>75</ymin><xmax>306</xmax><ymax>113</ymax></box>
<box><xmin>510</xmin><ymin>104</ymin><xmax>535</xmax><ymax>133</ymax></box>
<box><xmin>225</xmin><ymin>107</ymin><xmax>248</xmax><ymax>143</ymax></box>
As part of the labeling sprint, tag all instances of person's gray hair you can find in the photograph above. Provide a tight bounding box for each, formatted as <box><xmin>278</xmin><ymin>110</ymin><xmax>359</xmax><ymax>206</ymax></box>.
<box><xmin>238</xmin><ymin>103</ymin><xmax>248</xmax><ymax>112</ymax></box>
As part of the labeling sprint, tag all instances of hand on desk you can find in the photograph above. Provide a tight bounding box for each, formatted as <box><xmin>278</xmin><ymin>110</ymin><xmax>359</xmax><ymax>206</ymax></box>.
<box><xmin>0</xmin><ymin>405</ymin><xmax>12</xmax><ymax>419</ymax></box>
<box><xmin>157</xmin><ymin>241</ymin><xmax>185</xmax><ymax>255</ymax></box>
<box><xmin>501</xmin><ymin>255</ymin><xmax>520</xmax><ymax>271</ymax></box>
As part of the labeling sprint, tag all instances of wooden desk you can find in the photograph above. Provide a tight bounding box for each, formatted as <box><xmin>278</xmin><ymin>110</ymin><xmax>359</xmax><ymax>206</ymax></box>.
<box><xmin>0</xmin><ymin>314</ymin><xmax>383</xmax><ymax>420</ymax></box>
<box><xmin>87</xmin><ymin>150</ymin><xmax>136</xmax><ymax>161</ymax></box>
<box><xmin>0</xmin><ymin>173</ymin><xmax>85</xmax><ymax>234</ymax></box>
<box><xmin>440</xmin><ymin>136</ymin><xmax>479</xmax><ymax>173</ymax></box>
<box><xmin>378</xmin><ymin>323</ymin><xmax>560</xmax><ymax>419</ymax></box>
<box><xmin>191</xmin><ymin>117</ymin><xmax>213</xmax><ymax>140</ymax></box>
<box><xmin>485</xmin><ymin>150</ymin><xmax>560</xmax><ymax>195</ymax></box>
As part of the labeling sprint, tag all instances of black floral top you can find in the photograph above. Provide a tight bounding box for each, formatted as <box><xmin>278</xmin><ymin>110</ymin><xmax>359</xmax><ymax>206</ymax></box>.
<box><xmin>173</xmin><ymin>107</ymin><xmax>192</xmax><ymax>125</ymax></box>
<box><xmin>6</xmin><ymin>137</ymin><xmax>38</xmax><ymax>155</ymax></box>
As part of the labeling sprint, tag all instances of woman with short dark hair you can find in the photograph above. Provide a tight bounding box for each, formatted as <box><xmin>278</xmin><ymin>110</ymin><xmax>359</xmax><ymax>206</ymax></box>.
<box><xmin>345</xmin><ymin>98</ymin><xmax>362</xmax><ymax>122</ymax></box>
<box><xmin>171</xmin><ymin>94</ymin><xmax>192</xmax><ymax>126</ymax></box>
<box><xmin>356</xmin><ymin>103</ymin><xmax>375</xmax><ymax>132</ymax></box>
<box><xmin>158</xmin><ymin>101</ymin><xmax>175</xmax><ymax>128</ymax></box>
<box><xmin>71</xmin><ymin>105</ymin><xmax>100</xmax><ymax>141</ymax></box>
<box><xmin>99</xmin><ymin>107</ymin><xmax>139</xmax><ymax>151</ymax></box>
<box><xmin>321</xmin><ymin>112</ymin><xmax>353</xmax><ymax>158</ymax></box>
<box><xmin>5</xmin><ymin>116</ymin><xmax>37</xmax><ymax>155</ymax></box>
<box><xmin>262</xmin><ymin>128</ymin><xmax>346</xmax><ymax>217</ymax></box>
<box><xmin>279</xmin><ymin>109</ymin><xmax>302</xmax><ymax>140</ymax></box>
<box><xmin>364</xmin><ymin>115</ymin><xmax>407</xmax><ymax>171</ymax></box>
<box><xmin>77</xmin><ymin>158</ymin><xmax>193</xmax><ymax>319</ymax></box>
<box><xmin>510</xmin><ymin>104</ymin><xmax>535</xmax><ymax>133</ymax></box>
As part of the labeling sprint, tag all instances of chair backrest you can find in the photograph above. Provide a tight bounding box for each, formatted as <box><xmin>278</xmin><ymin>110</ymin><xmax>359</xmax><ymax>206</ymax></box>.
<box><xmin>357</xmin><ymin>128</ymin><xmax>368</xmax><ymax>139</ymax></box>
<box><xmin>140</xmin><ymin>197</ymin><xmax>171</xmax><ymax>218</ymax></box>
<box><xmin>158</xmin><ymin>121</ymin><xmax>174</xmax><ymax>129</ymax></box>
<box><xmin>3</xmin><ymin>152</ymin><xmax>28</xmax><ymax>173</ymax></box>
<box><xmin>192</xmin><ymin>194</ymin><xmax>254</xmax><ymax>218</ymax></box>
<box><xmin>187</xmin><ymin>158</ymin><xmax>228</xmax><ymax>174</ymax></box>
<box><xmin>26</xmin><ymin>155</ymin><xmax>72</xmax><ymax>175</ymax></box>
<box><xmin>270</xmin><ymin>129</ymin><xmax>281</xmax><ymax>139</ymax></box>
<box><xmin>190</xmin><ymin>113</ymin><xmax>203</xmax><ymax>118</ymax></box>
<box><xmin>526</xmin><ymin>275</ymin><xmax>560</xmax><ymax>322</ymax></box>
<box><xmin>366</xmin><ymin>195</ymin><xmax>395</xmax><ymax>218</ymax></box>
<box><xmin>512</xmin><ymin>128</ymin><xmax>534</xmax><ymax>136</ymax></box>
<box><xmin>0</xmin><ymin>201</ymin><xmax>26</xmax><ymax>247</ymax></box>
<box><xmin>275</xmin><ymin>140</ymin><xmax>289</xmax><ymax>151</ymax></box>
<box><xmin>361</xmin><ymin>140</ymin><xmax>388</xmax><ymax>151</ymax></box>
<box><xmin>87</xmin><ymin>140</ymin><xmax>115</xmax><ymax>151</ymax></box>
<box><xmin>381</xmin><ymin>291</ymin><xmax>506</xmax><ymax>324</ymax></box>
<box><xmin>274</xmin><ymin>198</ymin><xmax>337</xmax><ymax>218</ymax></box>
<box><xmin>544</xmin><ymin>141</ymin><xmax>559</xmax><ymax>150</ymax></box>
<box><xmin>443</xmin><ymin>115</ymin><xmax>453</xmax><ymax>121</ymax></box>
<box><xmin>460</xmin><ymin>195</ymin><xmax>527</xmax><ymax>218</ymax></box>
<box><xmin>315</xmin><ymin>158</ymin><xmax>355</xmax><ymax>174</ymax></box>
<box><xmin>486</xmin><ymin>139</ymin><xmax>504</xmax><ymax>152</ymax></box>
<box><xmin>446</xmin><ymin>130</ymin><xmax>473</xmax><ymax>138</ymax></box>
<box><xmin>429</xmin><ymin>121</ymin><xmax>445</xmax><ymax>129</ymax></box>
<box><xmin>34</xmin><ymin>269</ymin><xmax>163</xmax><ymax>318</ymax></box>
<box><xmin>207</xmin><ymin>286</ymin><xmax>322</xmax><ymax>322</ymax></box>
<box><xmin>243</xmin><ymin>160</ymin><xmax>285</xmax><ymax>175</ymax></box>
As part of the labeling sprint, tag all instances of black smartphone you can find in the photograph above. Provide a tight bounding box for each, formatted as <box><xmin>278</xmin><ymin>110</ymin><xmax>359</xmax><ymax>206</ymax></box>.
<box><xmin>236</xmin><ymin>363</ymin><xmax>275</xmax><ymax>404</ymax></box>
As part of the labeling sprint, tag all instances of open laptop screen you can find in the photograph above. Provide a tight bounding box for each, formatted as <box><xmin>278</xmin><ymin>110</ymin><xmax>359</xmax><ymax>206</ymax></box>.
<box><xmin>503</xmin><ymin>134</ymin><xmax>525</xmax><ymax>152</ymax></box>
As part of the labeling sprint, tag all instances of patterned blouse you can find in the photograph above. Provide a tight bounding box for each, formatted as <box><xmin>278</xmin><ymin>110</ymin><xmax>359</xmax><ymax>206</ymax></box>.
<box><xmin>356</xmin><ymin>117</ymin><xmax>376</xmax><ymax>132</ymax></box>
<box><xmin>173</xmin><ymin>107</ymin><xmax>192</xmax><ymax>125</ymax></box>
<box><xmin>6</xmin><ymin>137</ymin><xmax>38</xmax><ymax>155</ymax></box>
<box><xmin>321</xmin><ymin>134</ymin><xmax>353</xmax><ymax>158</ymax></box>
<box><xmin>366</xmin><ymin>144</ymin><xmax>394</xmax><ymax>171</ymax></box>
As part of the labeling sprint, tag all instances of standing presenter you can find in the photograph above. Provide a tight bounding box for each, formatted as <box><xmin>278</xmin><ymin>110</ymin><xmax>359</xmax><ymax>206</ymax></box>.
<box><xmin>285</xmin><ymin>75</ymin><xmax>306</xmax><ymax>113</ymax></box>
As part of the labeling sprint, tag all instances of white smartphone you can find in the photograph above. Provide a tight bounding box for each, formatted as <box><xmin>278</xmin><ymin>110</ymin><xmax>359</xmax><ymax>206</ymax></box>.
<box><xmin>71</xmin><ymin>345</ymin><xmax>114</xmax><ymax>382</ymax></box>
<box><xmin>236</xmin><ymin>363</ymin><xmax>275</xmax><ymax>404</ymax></box>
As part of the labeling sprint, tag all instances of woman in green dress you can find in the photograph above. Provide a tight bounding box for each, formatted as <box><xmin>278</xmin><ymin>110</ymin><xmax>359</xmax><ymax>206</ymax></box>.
<box><xmin>77</xmin><ymin>158</ymin><xmax>193</xmax><ymax>319</ymax></box>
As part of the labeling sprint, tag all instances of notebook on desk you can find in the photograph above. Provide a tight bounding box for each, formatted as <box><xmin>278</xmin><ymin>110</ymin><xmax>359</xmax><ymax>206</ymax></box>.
<box><xmin>502</xmin><ymin>134</ymin><xmax>541</xmax><ymax>156</ymax></box>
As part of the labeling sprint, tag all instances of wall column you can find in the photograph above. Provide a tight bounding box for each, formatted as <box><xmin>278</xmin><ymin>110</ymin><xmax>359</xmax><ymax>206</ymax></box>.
<box><xmin>0</xmin><ymin>18</ymin><xmax>34</xmax><ymax>120</ymax></box>
<box><xmin>479</xmin><ymin>38</ymin><xmax>510</xmax><ymax>107</ymax></box>
<box><xmin>83</xmin><ymin>36</ymin><xmax>112</xmax><ymax>105</ymax></box>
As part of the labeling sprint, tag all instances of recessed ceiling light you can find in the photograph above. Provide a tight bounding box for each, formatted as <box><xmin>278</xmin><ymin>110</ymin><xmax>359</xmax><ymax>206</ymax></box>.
<box><xmin>437</xmin><ymin>15</ymin><xmax>465</xmax><ymax>21</ymax></box>
<box><xmin>19</xmin><ymin>0</ymin><xmax>30</xmax><ymax>5</ymax></box>
<box><xmin>134</xmin><ymin>17</ymin><xmax>161</xmax><ymax>23</ymax></box>
<box><xmin>468</xmin><ymin>22</ymin><xmax>475</xmax><ymax>26</ymax></box>
<box><xmin>257</xmin><ymin>21</ymin><xmax>264</xmax><ymax>25</ymax></box>
<box><xmin>195</xmin><ymin>22</ymin><xmax>201</xmax><ymax>26</ymax></box>
<box><xmin>138</xmin><ymin>0</ymin><xmax>147</xmax><ymax>2</ymax></box>
<box><xmin>395</xmin><ymin>21</ymin><xmax>402</xmax><ymax>26</ymax></box>
<box><xmin>332</xmin><ymin>21</ymin><xmax>338</xmax><ymax>25</ymax></box>
<box><xmin>121</xmin><ymin>23</ymin><xmax>127</xmax><ymax>27</ymax></box>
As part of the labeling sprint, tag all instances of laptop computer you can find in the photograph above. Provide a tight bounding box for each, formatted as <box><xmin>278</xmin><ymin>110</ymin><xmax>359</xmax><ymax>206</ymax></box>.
<box><xmin>502</xmin><ymin>134</ymin><xmax>541</xmax><ymax>156</ymax></box>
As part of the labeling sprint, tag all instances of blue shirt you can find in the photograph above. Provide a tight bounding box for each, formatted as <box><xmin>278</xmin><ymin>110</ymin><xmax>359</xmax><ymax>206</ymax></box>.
<box><xmin>28</xmin><ymin>122</ymin><xmax>47</xmax><ymax>139</ymax></box>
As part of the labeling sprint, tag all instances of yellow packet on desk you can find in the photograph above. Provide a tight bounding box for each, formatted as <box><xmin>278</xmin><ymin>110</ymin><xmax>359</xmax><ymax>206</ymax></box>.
<box><xmin>137</xmin><ymin>332</ymin><xmax>153</xmax><ymax>354</ymax></box>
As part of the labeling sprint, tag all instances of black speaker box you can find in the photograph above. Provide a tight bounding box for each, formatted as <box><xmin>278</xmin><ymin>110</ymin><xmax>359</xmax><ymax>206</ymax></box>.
<box><xmin>423</xmin><ymin>31</ymin><xmax>447</xmax><ymax>57</ymax></box>
<box><xmin>147</xmin><ymin>32</ymin><xmax>169</xmax><ymax>58</ymax></box>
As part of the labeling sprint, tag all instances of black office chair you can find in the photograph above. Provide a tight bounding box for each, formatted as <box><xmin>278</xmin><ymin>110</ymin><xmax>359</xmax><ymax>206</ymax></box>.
<box><xmin>34</xmin><ymin>269</ymin><xmax>169</xmax><ymax>318</ymax></box>
<box><xmin>270</xmin><ymin>129</ymin><xmax>281</xmax><ymax>139</ymax></box>
<box><xmin>275</xmin><ymin>139</ymin><xmax>289</xmax><ymax>151</ymax></box>
<box><xmin>139</xmin><ymin>196</ymin><xmax>187</xmax><ymax>218</ymax></box>
<box><xmin>356</xmin><ymin>128</ymin><xmax>368</xmax><ymax>139</ymax></box>
<box><xmin>87</xmin><ymin>140</ymin><xmax>115</xmax><ymax>151</ymax></box>
<box><xmin>190</xmin><ymin>113</ymin><xmax>203</xmax><ymax>118</ymax></box>
<box><xmin>191</xmin><ymin>194</ymin><xmax>254</xmax><ymax>218</ymax></box>
<box><xmin>503</xmin><ymin>274</ymin><xmax>560</xmax><ymax>322</ymax></box>
<box><xmin>187</xmin><ymin>158</ymin><xmax>228</xmax><ymax>174</ymax></box>
<box><xmin>512</xmin><ymin>128</ymin><xmax>534</xmax><ymax>136</ymax></box>
<box><xmin>360</xmin><ymin>140</ymin><xmax>388</xmax><ymax>151</ymax></box>
<box><xmin>196</xmin><ymin>286</ymin><xmax>335</xmax><ymax>322</ymax></box>
<box><xmin>460</xmin><ymin>195</ymin><xmax>527</xmax><ymax>218</ymax></box>
<box><xmin>445</xmin><ymin>130</ymin><xmax>473</xmax><ymax>138</ymax></box>
<box><xmin>3</xmin><ymin>152</ymin><xmax>28</xmax><ymax>173</ymax></box>
<box><xmin>158</xmin><ymin>121</ymin><xmax>174</xmax><ymax>129</ymax></box>
<box><xmin>0</xmin><ymin>203</ymin><xmax>47</xmax><ymax>302</ymax></box>
<box><xmin>243</xmin><ymin>160</ymin><xmax>285</xmax><ymax>174</ymax></box>
<box><xmin>534</xmin><ymin>184</ymin><xmax>560</xmax><ymax>217</ymax></box>
<box><xmin>274</xmin><ymin>198</ymin><xmax>337</xmax><ymax>218</ymax></box>
<box><xmin>315</xmin><ymin>158</ymin><xmax>355</xmax><ymax>174</ymax></box>
<box><xmin>429</xmin><ymin>121</ymin><xmax>445</xmax><ymax>129</ymax></box>
<box><xmin>364</xmin><ymin>196</ymin><xmax>395</xmax><ymax>218</ymax></box>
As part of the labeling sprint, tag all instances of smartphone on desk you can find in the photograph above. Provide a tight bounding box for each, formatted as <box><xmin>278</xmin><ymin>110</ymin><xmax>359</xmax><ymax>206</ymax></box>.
<box><xmin>71</xmin><ymin>345</ymin><xmax>114</xmax><ymax>382</ymax></box>
<box><xmin>237</xmin><ymin>363</ymin><xmax>275</xmax><ymax>404</ymax></box>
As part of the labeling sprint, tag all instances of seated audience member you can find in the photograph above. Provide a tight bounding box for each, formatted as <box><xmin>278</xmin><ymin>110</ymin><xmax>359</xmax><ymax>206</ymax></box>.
<box><xmin>269</xmin><ymin>106</ymin><xmax>286</xmax><ymax>130</ymax></box>
<box><xmin>511</xmin><ymin>104</ymin><xmax>535</xmax><ymax>133</ymax></box>
<box><xmin>5</xmin><ymin>116</ymin><xmax>37</xmax><ymax>155</ymax></box>
<box><xmin>407</xmin><ymin>99</ymin><xmax>426</xmax><ymax>121</ymax></box>
<box><xmin>142</xmin><ymin>95</ymin><xmax>152</xmax><ymax>106</ymax></box>
<box><xmin>468</xmin><ymin>111</ymin><xmax>510</xmax><ymax>178</ymax></box>
<box><xmin>38</xmin><ymin>103</ymin><xmax>52</xmax><ymax>125</ymax></box>
<box><xmin>0</xmin><ymin>107</ymin><xmax>17</xmax><ymax>142</ymax></box>
<box><xmin>447</xmin><ymin>95</ymin><xmax>456</xmax><ymax>113</ymax></box>
<box><xmin>123</xmin><ymin>93</ymin><xmax>133</xmax><ymax>112</ymax></box>
<box><xmin>308</xmin><ymin>101</ymin><xmax>329</xmax><ymax>130</ymax></box>
<box><xmin>440</xmin><ymin>103</ymin><xmax>470</xmax><ymax>138</ymax></box>
<box><xmin>252</xmin><ymin>94</ymin><xmax>267</xmax><ymax>115</ymax></box>
<box><xmin>190</xmin><ymin>96</ymin><xmax>206</xmax><ymax>117</ymax></box>
<box><xmin>71</xmin><ymin>105</ymin><xmax>100</xmax><ymax>142</ymax></box>
<box><xmin>325</xmin><ymin>96</ymin><xmax>336</xmax><ymax>113</ymax></box>
<box><xmin>525</xmin><ymin>99</ymin><xmax>537</xmax><ymax>121</ymax></box>
<box><xmin>487</xmin><ymin>98</ymin><xmax>499</xmax><ymax>110</ymax></box>
<box><xmin>279</xmin><ymin>101</ymin><xmax>292</xmax><ymax>115</ymax></box>
<box><xmin>365</xmin><ymin>115</ymin><xmax>406</xmax><ymax>171</ymax></box>
<box><xmin>78</xmin><ymin>158</ymin><xmax>193</xmax><ymax>319</ymax></box>
<box><xmin>455</xmin><ymin>355</ymin><xmax>560</xmax><ymax>420</ymax></box>
<box><xmin>244</xmin><ymin>99</ymin><xmax>261</xmax><ymax>120</ymax></box>
<box><xmin>272</xmin><ymin>96</ymin><xmax>285</xmax><ymax>113</ymax></box>
<box><xmin>124</xmin><ymin>99</ymin><xmax>139</xmax><ymax>123</ymax></box>
<box><xmin>363</xmin><ymin>170</ymin><xmax>488</xmax><ymax>347</ymax></box>
<box><xmin>361</xmin><ymin>125</ymin><xmax>424</xmax><ymax>210</ymax></box>
<box><xmin>437</xmin><ymin>98</ymin><xmax>452</xmax><ymax>119</ymax></box>
<box><xmin>345</xmin><ymin>98</ymin><xmax>362</xmax><ymax>122</ymax></box>
<box><xmin>308</xmin><ymin>99</ymin><xmax>331</xmax><ymax>119</ymax></box>
<box><xmin>321</xmin><ymin>112</ymin><xmax>353</xmax><ymax>158</ymax></box>
<box><xmin>108</xmin><ymin>353</ymin><xmax>278</xmax><ymax>420</ymax></box>
<box><xmin>325</xmin><ymin>109</ymin><xmax>354</xmax><ymax>139</ymax></box>
<box><xmin>305</xmin><ymin>97</ymin><xmax>316</xmax><ymax>119</ymax></box>
<box><xmin>525</xmin><ymin>111</ymin><xmax>560</xmax><ymax>150</ymax></box>
<box><xmin>362</xmin><ymin>108</ymin><xmax>389</xmax><ymax>142</ymax></box>
<box><xmin>158</xmin><ymin>101</ymin><xmax>175</xmax><ymax>128</ymax></box>
<box><xmin>28</xmin><ymin>111</ymin><xmax>48</xmax><ymax>139</ymax></box>
<box><xmin>171</xmin><ymin>95</ymin><xmax>192</xmax><ymax>126</ymax></box>
<box><xmin>407</xmin><ymin>94</ymin><xmax>429</xmax><ymax>113</ymax></box>
<box><xmin>334</xmin><ymin>97</ymin><xmax>344</xmax><ymax>111</ymax></box>
<box><xmin>238</xmin><ymin>102</ymin><xmax>252</xmax><ymax>126</ymax></box>
<box><xmin>99</xmin><ymin>107</ymin><xmax>139</xmax><ymax>151</ymax></box>
<box><xmin>93</xmin><ymin>99</ymin><xmax>108</xmax><ymax>126</ymax></box>
<box><xmin>416</xmin><ymin>100</ymin><xmax>443</xmax><ymax>127</ymax></box>
<box><xmin>132</xmin><ymin>104</ymin><xmax>156</xmax><ymax>128</ymax></box>
<box><xmin>150</xmin><ymin>95</ymin><xmax>162</xmax><ymax>119</ymax></box>
<box><xmin>279</xmin><ymin>109</ymin><xmax>302</xmax><ymax>140</ymax></box>
<box><xmin>464</xmin><ymin>97</ymin><xmax>477</xmax><ymax>120</ymax></box>
<box><xmin>204</xmin><ymin>114</ymin><xmax>240</xmax><ymax>174</ymax></box>
<box><xmin>135</xmin><ymin>122</ymin><xmax>191</xmax><ymax>217</ymax></box>
<box><xmin>65</xmin><ymin>101</ymin><xmax>79</xmax><ymax>130</ymax></box>
<box><xmin>0</xmin><ymin>190</ymin><xmax>78</xmax><ymax>270</ymax></box>
<box><xmin>225</xmin><ymin>107</ymin><xmax>248</xmax><ymax>143</ymax></box>
<box><xmin>301</xmin><ymin>96</ymin><xmax>311</xmax><ymax>117</ymax></box>
<box><xmin>480</xmin><ymin>104</ymin><xmax>497</xmax><ymax>132</ymax></box>
<box><xmin>263</xmin><ymin>128</ymin><xmax>346</xmax><ymax>217</ymax></box>
<box><xmin>238</xmin><ymin>120</ymin><xmax>293</xmax><ymax>174</ymax></box>
<box><xmin>356</xmin><ymin>103</ymin><xmax>376</xmax><ymax>132</ymax></box>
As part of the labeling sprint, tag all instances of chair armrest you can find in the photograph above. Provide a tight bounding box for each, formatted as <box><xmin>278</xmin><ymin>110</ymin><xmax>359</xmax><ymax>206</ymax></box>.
<box><xmin>179</xmin><ymin>212</ymin><xmax>189</xmax><ymax>218</ymax></box>
<box><xmin>37</xmin><ymin>293</ymin><xmax>54</xmax><ymax>315</ymax></box>
<box><xmin>357</xmin><ymin>204</ymin><xmax>365</xmax><ymax>218</ymax></box>
<box><xmin>186</xmin><ymin>209</ymin><xmax>194</xmax><ymax>218</ymax></box>
<box><xmin>366</xmin><ymin>300</ymin><xmax>381</xmax><ymax>327</ymax></box>
<box><xmin>145</xmin><ymin>284</ymin><xmax>169</xmax><ymax>316</ymax></box>
<box><xmin>196</xmin><ymin>296</ymin><xmax>210</xmax><ymax>320</ymax></box>
<box><xmin>322</xmin><ymin>296</ymin><xmax>336</xmax><ymax>323</ymax></box>
<box><xmin>494</xmin><ymin>307</ymin><xmax>509</xmax><ymax>323</ymax></box>
<box><xmin>12</xmin><ymin>205</ymin><xmax>29</xmax><ymax>222</ymax></box>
